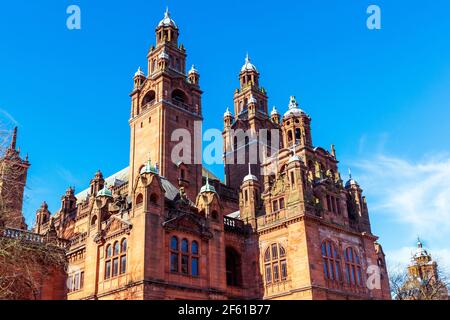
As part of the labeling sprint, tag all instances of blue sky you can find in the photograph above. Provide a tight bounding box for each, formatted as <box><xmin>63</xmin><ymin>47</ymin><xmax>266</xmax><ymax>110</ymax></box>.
<box><xmin>1</xmin><ymin>1</ymin><xmax>450</xmax><ymax>272</ymax></box>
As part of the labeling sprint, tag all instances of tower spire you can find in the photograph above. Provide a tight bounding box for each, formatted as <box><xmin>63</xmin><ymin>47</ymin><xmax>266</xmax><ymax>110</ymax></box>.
<box><xmin>10</xmin><ymin>126</ymin><xmax>17</xmax><ymax>150</ymax></box>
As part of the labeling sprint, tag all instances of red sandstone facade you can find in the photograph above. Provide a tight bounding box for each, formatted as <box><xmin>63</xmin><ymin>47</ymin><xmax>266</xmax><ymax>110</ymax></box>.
<box><xmin>27</xmin><ymin>10</ymin><xmax>390</xmax><ymax>300</ymax></box>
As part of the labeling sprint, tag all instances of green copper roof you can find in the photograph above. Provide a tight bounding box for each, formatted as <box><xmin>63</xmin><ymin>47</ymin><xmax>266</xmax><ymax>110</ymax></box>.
<box><xmin>140</xmin><ymin>158</ymin><xmax>159</xmax><ymax>175</ymax></box>
<box><xmin>97</xmin><ymin>184</ymin><xmax>112</xmax><ymax>198</ymax></box>
<box><xmin>200</xmin><ymin>175</ymin><xmax>216</xmax><ymax>194</ymax></box>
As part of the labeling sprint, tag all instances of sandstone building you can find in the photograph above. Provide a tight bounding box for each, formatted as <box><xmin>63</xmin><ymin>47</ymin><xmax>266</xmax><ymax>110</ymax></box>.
<box><xmin>14</xmin><ymin>9</ymin><xmax>390</xmax><ymax>300</ymax></box>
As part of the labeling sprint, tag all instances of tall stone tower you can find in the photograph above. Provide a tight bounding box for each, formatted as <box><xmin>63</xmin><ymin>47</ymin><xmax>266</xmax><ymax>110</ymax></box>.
<box><xmin>0</xmin><ymin>127</ymin><xmax>29</xmax><ymax>229</ymax></box>
<box><xmin>129</xmin><ymin>9</ymin><xmax>203</xmax><ymax>201</ymax></box>
<box><xmin>407</xmin><ymin>239</ymin><xmax>439</xmax><ymax>281</ymax></box>
<box><xmin>223</xmin><ymin>55</ymin><xmax>279</xmax><ymax>190</ymax></box>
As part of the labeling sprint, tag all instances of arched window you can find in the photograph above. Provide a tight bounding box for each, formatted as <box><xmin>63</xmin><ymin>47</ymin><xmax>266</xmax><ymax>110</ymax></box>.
<box><xmin>120</xmin><ymin>239</ymin><xmax>127</xmax><ymax>274</ymax></box>
<box><xmin>211</xmin><ymin>210</ymin><xmax>219</xmax><ymax>220</ymax></box>
<box><xmin>91</xmin><ymin>215</ymin><xmax>97</xmax><ymax>226</ymax></box>
<box><xmin>172</xmin><ymin>89</ymin><xmax>187</xmax><ymax>104</ymax></box>
<box><xmin>295</xmin><ymin>128</ymin><xmax>301</xmax><ymax>142</ymax></box>
<box><xmin>181</xmin><ymin>239</ymin><xmax>189</xmax><ymax>274</ymax></box>
<box><xmin>322</xmin><ymin>240</ymin><xmax>341</xmax><ymax>282</ymax></box>
<box><xmin>105</xmin><ymin>244</ymin><xmax>112</xmax><ymax>279</ymax></box>
<box><xmin>150</xmin><ymin>193</ymin><xmax>158</xmax><ymax>205</ymax></box>
<box><xmin>344</xmin><ymin>247</ymin><xmax>362</xmax><ymax>286</ymax></box>
<box><xmin>191</xmin><ymin>241</ymin><xmax>199</xmax><ymax>277</ymax></box>
<box><xmin>226</xmin><ymin>247</ymin><xmax>242</xmax><ymax>287</ymax></box>
<box><xmin>169</xmin><ymin>236</ymin><xmax>200</xmax><ymax>277</ymax></box>
<box><xmin>112</xmin><ymin>241</ymin><xmax>120</xmax><ymax>277</ymax></box>
<box><xmin>233</xmin><ymin>136</ymin><xmax>238</xmax><ymax>151</ymax></box>
<box><xmin>136</xmin><ymin>193</ymin><xmax>143</xmax><ymax>207</ymax></box>
<box><xmin>143</xmin><ymin>90</ymin><xmax>156</xmax><ymax>106</ymax></box>
<box><xmin>287</xmin><ymin>130</ymin><xmax>293</xmax><ymax>143</ymax></box>
<box><xmin>264</xmin><ymin>243</ymin><xmax>287</xmax><ymax>284</ymax></box>
<box><xmin>170</xmin><ymin>236</ymin><xmax>179</xmax><ymax>272</ymax></box>
<box><xmin>106</xmin><ymin>244</ymin><xmax>112</xmax><ymax>257</ymax></box>
<box><xmin>104</xmin><ymin>239</ymin><xmax>127</xmax><ymax>279</ymax></box>
<box><xmin>114</xmin><ymin>241</ymin><xmax>120</xmax><ymax>255</ymax></box>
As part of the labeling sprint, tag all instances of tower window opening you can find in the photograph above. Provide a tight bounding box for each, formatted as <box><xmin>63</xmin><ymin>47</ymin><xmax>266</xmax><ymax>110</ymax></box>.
<box><xmin>172</xmin><ymin>89</ymin><xmax>187</xmax><ymax>104</ymax></box>
<box><xmin>143</xmin><ymin>90</ymin><xmax>156</xmax><ymax>106</ymax></box>
<box><xmin>295</xmin><ymin>128</ymin><xmax>301</xmax><ymax>143</ymax></box>
<box><xmin>150</xmin><ymin>193</ymin><xmax>158</xmax><ymax>205</ymax></box>
<box><xmin>136</xmin><ymin>193</ymin><xmax>144</xmax><ymax>207</ymax></box>
<box><xmin>287</xmin><ymin>130</ymin><xmax>293</xmax><ymax>143</ymax></box>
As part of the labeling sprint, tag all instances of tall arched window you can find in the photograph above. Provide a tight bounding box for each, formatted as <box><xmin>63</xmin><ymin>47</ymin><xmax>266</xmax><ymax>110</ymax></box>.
<box><xmin>295</xmin><ymin>128</ymin><xmax>301</xmax><ymax>142</ymax></box>
<box><xmin>91</xmin><ymin>215</ymin><xmax>97</xmax><ymax>226</ymax></box>
<box><xmin>112</xmin><ymin>241</ymin><xmax>120</xmax><ymax>277</ymax></box>
<box><xmin>105</xmin><ymin>244</ymin><xmax>112</xmax><ymax>279</ymax></box>
<box><xmin>344</xmin><ymin>247</ymin><xmax>362</xmax><ymax>286</ymax></box>
<box><xmin>149</xmin><ymin>193</ymin><xmax>158</xmax><ymax>205</ymax></box>
<box><xmin>120</xmin><ymin>239</ymin><xmax>127</xmax><ymax>274</ymax></box>
<box><xmin>264</xmin><ymin>243</ymin><xmax>287</xmax><ymax>284</ymax></box>
<box><xmin>136</xmin><ymin>193</ymin><xmax>143</xmax><ymax>207</ymax></box>
<box><xmin>172</xmin><ymin>89</ymin><xmax>187</xmax><ymax>104</ymax></box>
<box><xmin>322</xmin><ymin>240</ymin><xmax>341</xmax><ymax>282</ymax></box>
<box><xmin>170</xmin><ymin>236</ymin><xmax>179</xmax><ymax>272</ymax></box>
<box><xmin>104</xmin><ymin>239</ymin><xmax>127</xmax><ymax>279</ymax></box>
<box><xmin>287</xmin><ymin>130</ymin><xmax>293</xmax><ymax>143</ymax></box>
<box><xmin>181</xmin><ymin>239</ymin><xmax>189</xmax><ymax>274</ymax></box>
<box><xmin>191</xmin><ymin>241</ymin><xmax>199</xmax><ymax>276</ymax></box>
<box><xmin>226</xmin><ymin>247</ymin><xmax>242</xmax><ymax>287</ymax></box>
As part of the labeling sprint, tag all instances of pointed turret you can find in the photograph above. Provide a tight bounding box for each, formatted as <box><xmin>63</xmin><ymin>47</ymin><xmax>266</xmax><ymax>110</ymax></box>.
<box><xmin>10</xmin><ymin>127</ymin><xmax>17</xmax><ymax>150</ymax></box>
<box><xmin>240</xmin><ymin>163</ymin><xmax>260</xmax><ymax>230</ymax></box>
